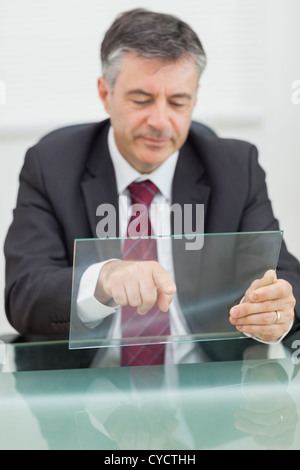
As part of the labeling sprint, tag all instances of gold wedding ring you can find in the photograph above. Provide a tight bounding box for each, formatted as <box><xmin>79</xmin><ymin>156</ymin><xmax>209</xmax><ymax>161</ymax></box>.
<box><xmin>274</xmin><ymin>311</ymin><xmax>281</xmax><ymax>324</ymax></box>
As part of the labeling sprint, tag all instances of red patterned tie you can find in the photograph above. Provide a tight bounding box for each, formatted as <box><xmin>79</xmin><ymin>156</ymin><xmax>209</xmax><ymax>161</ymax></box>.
<box><xmin>121</xmin><ymin>180</ymin><xmax>170</xmax><ymax>366</ymax></box>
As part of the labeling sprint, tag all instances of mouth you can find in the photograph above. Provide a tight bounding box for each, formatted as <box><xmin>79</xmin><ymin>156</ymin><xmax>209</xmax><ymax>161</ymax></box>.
<box><xmin>139</xmin><ymin>136</ymin><xmax>170</xmax><ymax>147</ymax></box>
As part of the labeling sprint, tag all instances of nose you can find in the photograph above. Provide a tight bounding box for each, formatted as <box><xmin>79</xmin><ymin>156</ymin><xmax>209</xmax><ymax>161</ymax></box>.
<box><xmin>147</xmin><ymin>102</ymin><xmax>170</xmax><ymax>131</ymax></box>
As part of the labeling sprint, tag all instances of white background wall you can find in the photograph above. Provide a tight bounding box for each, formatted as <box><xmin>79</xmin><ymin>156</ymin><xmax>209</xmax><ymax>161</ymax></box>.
<box><xmin>0</xmin><ymin>0</ymin><xmax>299</xmax><ymax>335</ymax></box>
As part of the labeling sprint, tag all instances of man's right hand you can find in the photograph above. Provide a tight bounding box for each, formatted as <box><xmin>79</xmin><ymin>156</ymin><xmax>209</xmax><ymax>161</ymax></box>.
<box><xmin>94</xmin><ymin>260</ymin><xmax>177</xmax><ymax>315</ymax></box>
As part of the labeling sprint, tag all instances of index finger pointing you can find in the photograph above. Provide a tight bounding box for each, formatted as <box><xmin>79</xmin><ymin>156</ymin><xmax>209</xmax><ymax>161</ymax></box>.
<box><xmin>152</xmin><ymin>262</ymin><xmax>176</xmax><ymax>296</ymax></box>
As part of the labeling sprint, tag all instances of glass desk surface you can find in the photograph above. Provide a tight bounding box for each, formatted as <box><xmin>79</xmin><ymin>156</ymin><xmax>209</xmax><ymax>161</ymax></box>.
<box><xmin>0</xmin><ymin>332</ymin><xmax>300</xmax><ymax>450</ymax></box>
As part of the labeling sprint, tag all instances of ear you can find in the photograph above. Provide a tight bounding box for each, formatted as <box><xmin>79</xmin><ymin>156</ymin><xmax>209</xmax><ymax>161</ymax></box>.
<box><xmin>97</xmin><ymin>77</ymin><xmax>111</xmax><ymax>114</ymax></box>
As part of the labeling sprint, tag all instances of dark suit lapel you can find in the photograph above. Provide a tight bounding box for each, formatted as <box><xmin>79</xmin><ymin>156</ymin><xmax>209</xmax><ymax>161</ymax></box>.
<box><xmin>172</xmin><ymin>133</ymin><xmax>211</xmax><ymax>224</ymax></box>
<box><xmin>80</xmin><ymin>121</ymin><xmax>121</xmax><ymax>262</ymax></box>
<box><xmin>81</xmin><ymin>122</ymin><xmax>120</xmax><ymax>239</ymax></box>
<box><xmin>171</xmin><ymin>133</ymin><xmax>211</xmax><ymax>266</ymax></box>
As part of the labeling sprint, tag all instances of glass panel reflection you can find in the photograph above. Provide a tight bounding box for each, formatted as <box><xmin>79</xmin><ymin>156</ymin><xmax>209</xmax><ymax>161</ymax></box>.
<box><xmin>69</xmin><ymin>231</ymin><xmax>283</xmax><ymax>350</ymax></box>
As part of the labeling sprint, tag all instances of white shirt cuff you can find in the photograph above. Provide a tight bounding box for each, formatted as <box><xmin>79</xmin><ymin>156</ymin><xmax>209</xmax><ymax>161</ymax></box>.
<box><xmin>77</xmin><ymin>261</ymin><xmax>118</xmax><ymax>328</ymax></box>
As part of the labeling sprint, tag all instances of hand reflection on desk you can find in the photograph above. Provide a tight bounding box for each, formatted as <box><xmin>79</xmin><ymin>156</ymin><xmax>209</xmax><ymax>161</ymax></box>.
<box><xmin>104</xmin><ymin>402</ymin><xmax>181</xmax><ymax>450</ymax></box>
<box><xmin>234</xmin><ymin>356</ymin><xmax>299</xmax><ymax>449</ymax></box>
<box><xmin>78</xmin><ymin>366</ymin><xmax>190</xmax><ymax>450</ymax></box>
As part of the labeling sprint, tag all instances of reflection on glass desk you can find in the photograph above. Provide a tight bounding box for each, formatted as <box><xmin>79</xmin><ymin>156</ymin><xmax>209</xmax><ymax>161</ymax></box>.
<box><xmin>0</xmin><ymin>333</ymin><xmax>300</xmax><ymax>450</ymax></box>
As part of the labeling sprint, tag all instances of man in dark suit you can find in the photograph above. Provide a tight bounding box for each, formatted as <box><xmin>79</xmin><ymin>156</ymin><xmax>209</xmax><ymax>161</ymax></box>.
<box><xmin>4</xmin><ymin>9</ymin><xmax>300</xmax><ymax>350</ymax></box>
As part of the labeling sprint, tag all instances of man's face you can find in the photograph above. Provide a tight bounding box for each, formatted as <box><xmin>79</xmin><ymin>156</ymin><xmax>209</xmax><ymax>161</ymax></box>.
<box><xmin>98</xmin><ymin>52</ymin><xmax>199</xmax><ymax>173</ymax></box>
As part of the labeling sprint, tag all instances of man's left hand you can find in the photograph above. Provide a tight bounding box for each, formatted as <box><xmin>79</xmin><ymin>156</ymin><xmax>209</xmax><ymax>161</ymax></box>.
<box><xmin>230</xmin><ymin>270</ymin><xmax>296</xmax><ymax>342</ymax></box>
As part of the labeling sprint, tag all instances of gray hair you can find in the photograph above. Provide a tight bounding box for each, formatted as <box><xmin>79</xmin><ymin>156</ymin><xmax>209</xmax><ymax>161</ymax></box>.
<box><xmin>100</xmin><ymin>8</ymin><xmax>207</xmax><ymax>91</ymax></box>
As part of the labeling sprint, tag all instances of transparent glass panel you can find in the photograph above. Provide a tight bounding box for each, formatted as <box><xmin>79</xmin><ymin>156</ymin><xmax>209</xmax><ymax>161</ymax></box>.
<box><xmin>69</xmin><ymin>231</ymin><xmax>283</xmax><ymax>350</ymax></box>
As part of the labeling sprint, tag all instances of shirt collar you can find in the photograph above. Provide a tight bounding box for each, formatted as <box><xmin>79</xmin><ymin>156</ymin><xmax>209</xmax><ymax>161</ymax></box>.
<box><xmin>108</xmin><ymin>126</ymin><xmax>179</xmax><ymax>202</ymax></box>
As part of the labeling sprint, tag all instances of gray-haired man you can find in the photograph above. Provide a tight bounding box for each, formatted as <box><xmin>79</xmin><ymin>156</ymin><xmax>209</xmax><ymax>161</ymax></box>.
<box><xmin>4</xmin><ymin>9</ymin><xmax>299</xmax><ymax>349</ymax></box>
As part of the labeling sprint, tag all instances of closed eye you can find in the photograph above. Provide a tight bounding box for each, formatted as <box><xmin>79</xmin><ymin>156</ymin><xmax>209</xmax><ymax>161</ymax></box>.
<box><xmin>133</xmin><ymin>100</ymin><xmax>152</xmax><ymax>105</ymax></box>
<box><xmin>170</xmin><ymin>102</ymin><xmax>185</xmax><ymax>107</ymax></box>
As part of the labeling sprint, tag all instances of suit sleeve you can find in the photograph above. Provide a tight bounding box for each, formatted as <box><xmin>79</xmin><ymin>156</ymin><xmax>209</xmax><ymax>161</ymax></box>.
<box><xmin>240</xmin><ymin>145</ymin><xmax>300</xmax><ymax>334</ymax></box>
<box><xmin>4</xmin><ymin>146</ymin><xmax>73</xmax><ymax>337</ymax></box>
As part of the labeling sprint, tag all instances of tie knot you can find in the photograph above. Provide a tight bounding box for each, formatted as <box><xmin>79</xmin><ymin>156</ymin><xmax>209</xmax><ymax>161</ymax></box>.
<box><xmin>128</xmin><ymin>180</ymin><xmax>159</xmax><ymax>208</ymax></box>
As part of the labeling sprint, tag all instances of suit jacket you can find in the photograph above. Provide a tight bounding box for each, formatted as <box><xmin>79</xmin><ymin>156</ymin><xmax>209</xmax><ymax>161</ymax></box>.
<box><xmin>4</xmin><ymin>119</ymin><xmax>300</xmax><ymax>338</ymax></box>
